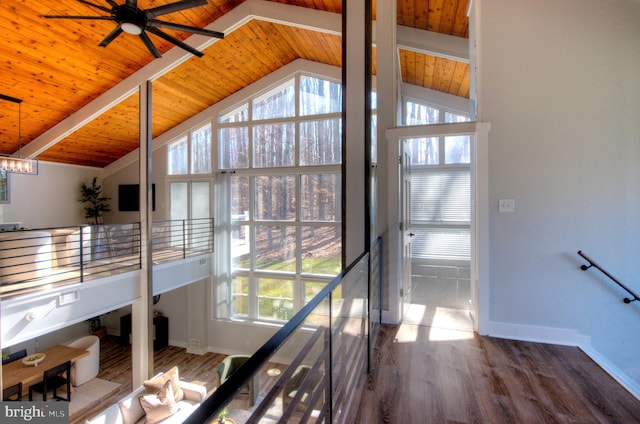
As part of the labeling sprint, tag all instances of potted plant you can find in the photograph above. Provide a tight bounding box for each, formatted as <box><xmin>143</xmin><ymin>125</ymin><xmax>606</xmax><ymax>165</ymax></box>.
<box><xmin>78</xmin><ymin>177</ymin><xmax>111</xmax><ymax>259</ymax></box>
<box><xmin>78</xmin><ymin>176</ymin><xmax>111</xmax><ymax>225</ymax></box>
<box><xmin>218</xmin><ymin>407</ymin><xmax>234</xmax><ymax>424</ymax></box>
<box><xmin>86</xmin><ymin>314</ymin><xmax>109</xmax><ymax>340</ymax></box>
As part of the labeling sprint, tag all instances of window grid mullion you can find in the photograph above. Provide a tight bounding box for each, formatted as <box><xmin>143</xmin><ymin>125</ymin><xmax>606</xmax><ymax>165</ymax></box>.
<box><xmin>295</xmin><ymin>173</ymin><xmax>303</xmax><ymax>312</ymax></box>
<box><xmin>248</xmin><ymin>175</ymin><xmax>257</xmax><ymax>318</ymax></box>
<box><xmin>223</xmin><ymin>72</ymin><xmax>342</xmax><ymax>321</ymax></box>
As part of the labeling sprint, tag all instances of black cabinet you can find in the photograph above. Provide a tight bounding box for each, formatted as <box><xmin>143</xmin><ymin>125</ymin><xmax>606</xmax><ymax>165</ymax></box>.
<box><xmin>120</xmin><ymin>313</ymin><xmax>169</xmax><ymax>350</ymax></box>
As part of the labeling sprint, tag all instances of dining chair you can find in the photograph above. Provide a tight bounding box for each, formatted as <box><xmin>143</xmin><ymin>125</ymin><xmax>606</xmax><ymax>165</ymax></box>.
<box><xmin>28</xmin><ymin>360</ymin><xmax>72</xmax><ymax>401</ymax></box>
<box><xmin>1</xmin><ymin>348</ymin><xmax>27</xmax><ymax>365</ymax></box>
<box><xmin>216</xmin><ymin>355</ymin><xmax>259</xmax><ymax>407</ymax></box>
<box><xmin>2</xmin><ymin>382</ymin><xmax>22</xmax><ymax>401</ymax></box>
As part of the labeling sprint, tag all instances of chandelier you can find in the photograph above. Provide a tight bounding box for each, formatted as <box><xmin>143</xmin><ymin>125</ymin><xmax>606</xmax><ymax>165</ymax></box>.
<box><xmin>0</xmin><ymin>94</ymin><xmax>38</xmax><ymax>175</ymax></box>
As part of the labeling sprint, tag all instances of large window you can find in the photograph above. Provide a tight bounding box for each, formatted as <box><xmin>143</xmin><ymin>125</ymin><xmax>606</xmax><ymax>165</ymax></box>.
<box><xmin>219</xmin><ymin>75</ymin><xmax>342</xmax><ymax>321</ymax></box>
<box><xmin>167</xmin><ymin>125</ymin><xmax>212</xmax><ymax>227</ymax></box>
<box><xmin>168</xmin><ymin>123</ymin><xmax>212</xmax><ymax>176</ymax></box>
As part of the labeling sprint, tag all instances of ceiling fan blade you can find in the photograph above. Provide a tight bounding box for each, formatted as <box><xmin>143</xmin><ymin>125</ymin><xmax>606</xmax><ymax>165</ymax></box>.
<box><xmin>98</xmin><ymin>26</ymin><xmax>123</xmax><ymax>47</ymax></box>
<box><xmin>42</xmin><ymin>15</ymin><xmax>113</xmax><ymax>20</ymax></box>
<box><xmin>76</xmin><ymin>0</ymin><xmax>113</xmax><ymax>14</ymax></box>
<box><xmin>105</xmin><ymin>0</ymin><xmax>119</xmax><ymax>7</ymax></box>
<box><xmin>145</xmin><ymin>0</ymin><xmax>207</xmax><ymax>18</ymax></box>
<box><xmin>149</xmin><ymin>19</ymin><xmax>224</xmax><ymax>39</ymax></box>
<box><xmin>126</xmin><ymin>0</ymin><xmax>137</xmax><ymax>8</ymax></box>
<box><xmin>147</xmin><ymin>27</ymin><xmax>204</xmax><ymax>57</ymax></box>
<box><xmin>139</xmin><ymin>31</ymin><xmax>162</xmax><ymax>58</ymax></box>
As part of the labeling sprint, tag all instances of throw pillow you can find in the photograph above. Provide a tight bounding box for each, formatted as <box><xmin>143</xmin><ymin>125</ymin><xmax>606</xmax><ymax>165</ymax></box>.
<box><xmin>143</xmin><ymin>366</ymin><xmax>184</xmax><ymax>402</ymax></box>
<box><xmin>118</xmin><ymin>390</ymin><xmax>145</xmax><ymax>424</ymax></box>
<box><xmin>139</xmin><ymin>380</ymin><xmax>179</xmax><ymax>424</ymax></box>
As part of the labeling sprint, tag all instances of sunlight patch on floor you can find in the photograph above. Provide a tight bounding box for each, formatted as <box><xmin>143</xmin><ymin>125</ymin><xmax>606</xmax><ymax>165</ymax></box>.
<box><xmin>428</xmin><ymin>326</ymin><xmax>474</xmax><ymax>341</ymax></box>
<box><xmin>395</xmin><ymin>322</ymin><xmax>419</xmax><ymax>343</ymax></box>
<box><xmin>431</xmin><ymin>306</ymin><xmax>473</xmax><ymax>331</ymax></box>
<box><xmin>404</xmin><ymin>303</ymin><xmax>427</xmax><ymax>323</ymax></box>
<box><xmin>397</xmin><ymin>305</ymin><xmax>474</xmax><ymax>342</ymax></box>
<box><xmin>429</xmin><ymin>306</ymin><xmax>474</xmax><ymax>341</ymax></box>
<box><xmin>403</xmin><ymin>303</ymin><xmax>473</xmax><ymax>330</ymax></box>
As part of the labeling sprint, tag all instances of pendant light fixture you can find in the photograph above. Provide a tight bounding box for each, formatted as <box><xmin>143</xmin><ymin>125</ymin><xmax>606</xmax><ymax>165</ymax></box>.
<box><xmin>0</xmin><ymin>94</ymin><xmax>38</xmax><ymax>175</ymax></box>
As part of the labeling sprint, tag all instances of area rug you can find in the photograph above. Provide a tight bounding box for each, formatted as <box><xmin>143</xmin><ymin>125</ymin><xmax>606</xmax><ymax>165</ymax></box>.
<box><xmin>69</xmin><ymin>378</ymin><xmax>121</xmax><ymax>415</ymax></box>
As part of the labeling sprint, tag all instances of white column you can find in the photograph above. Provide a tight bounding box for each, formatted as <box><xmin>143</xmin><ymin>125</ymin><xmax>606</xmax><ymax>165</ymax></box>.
<box><xmin>377</xmin><ymin>0</ymin><xmax>400</xmax><ymax>322</ymax></box>
<box><xmin>343</xmin><ymin>0</ymin><xmax>367</xmax><ymax>264</ymax></box>
<box><xmin>132</xmin><ymin>81</ymin><xmax>153</xmax><ymax>387</ymax></box>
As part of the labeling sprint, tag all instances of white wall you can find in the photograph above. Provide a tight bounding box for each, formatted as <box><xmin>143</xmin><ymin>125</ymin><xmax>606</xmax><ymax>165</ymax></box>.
<box><xmin>479</xmin><ymin>0</ymin><xmax>640</xmax><ymax>387</ymax></box>
<box><xmin>4</xmin><ymin>321</ymin><xmax>88</xmax><ymax>359</ymax></box>
<box><xmin>102</xmin><ymin>147</ymin><xmax>168</xmax><ymax>224</ymax></box>
<box><xmin>0</xmin><ymin>162</ymin><xmax>102</xmax><ymax>228</ymax></box>
<box><xmin>156</xmin><ymin>284</ymin><xmax>189</xmax><ymax>349</ymax></box>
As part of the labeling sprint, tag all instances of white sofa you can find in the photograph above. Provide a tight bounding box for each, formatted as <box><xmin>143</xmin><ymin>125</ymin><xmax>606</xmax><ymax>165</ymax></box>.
<box><xmin>85</xmin><ymin>373</ymin><xmax>207</xmax><ymax>424</ymax></box>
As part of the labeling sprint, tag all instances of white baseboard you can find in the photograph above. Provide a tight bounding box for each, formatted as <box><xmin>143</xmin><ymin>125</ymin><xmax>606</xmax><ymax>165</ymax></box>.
<box><xmin>169</xmin><ymin>339</ymin><xmax>187</xmax><ymax>349</ymax></box>
<box><xmin>578</xmin><ymin>341</ymin><xmax>640</xmax><ymax>401</ymax></box>
<box><xmin>484</xmin><ymin>320</ymin><xmax>582</xmax><ymax>346</ymax></box>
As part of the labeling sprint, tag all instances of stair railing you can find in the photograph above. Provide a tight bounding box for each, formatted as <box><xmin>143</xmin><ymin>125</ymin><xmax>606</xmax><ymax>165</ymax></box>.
<box><xmin>577</xmin><ymin>250</ymin><xmax>639</xmax><ymax>304</ymax></box>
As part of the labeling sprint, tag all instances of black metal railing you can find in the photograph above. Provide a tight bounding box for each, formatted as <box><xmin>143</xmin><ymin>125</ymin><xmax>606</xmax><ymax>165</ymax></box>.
<box><xmin>184</xmin><ymin>250</ymin><xmax>372</xmax><ymax>424</ymax></box>
<box><xmin>578</xmin><ymin>250</ymin><xmax>640</xmax><ymax>304</ymax></box>
<box><xmin>0</xmin><ymin>219</ymin><xmax>214</xmax><ymax>298</ymax></box>
<box><xmin>151</xmin><ymin>218</ymin><xmax>214</xmax><ymax>263</ymax></box>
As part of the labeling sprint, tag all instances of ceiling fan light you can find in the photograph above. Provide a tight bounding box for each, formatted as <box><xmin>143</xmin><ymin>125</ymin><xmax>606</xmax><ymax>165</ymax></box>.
<box><xmin>121</xmin><ymin>22</ymin><xmax>143</xmax><ymax>35</ymax></box>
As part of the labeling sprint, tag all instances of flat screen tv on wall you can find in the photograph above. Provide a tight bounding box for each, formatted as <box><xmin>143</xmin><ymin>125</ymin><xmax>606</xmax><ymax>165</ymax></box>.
<box><xmin>118</xmin><ymin>184</ymin><xmax>156</xmax><ymax>212</ymax></box>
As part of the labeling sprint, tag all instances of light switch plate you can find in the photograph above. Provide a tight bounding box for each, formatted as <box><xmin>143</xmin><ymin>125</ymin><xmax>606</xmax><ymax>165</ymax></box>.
<box><xmin>499</xmin><ymin>199</ymin><xmax>515</xmax><ymax>212</ymax></box>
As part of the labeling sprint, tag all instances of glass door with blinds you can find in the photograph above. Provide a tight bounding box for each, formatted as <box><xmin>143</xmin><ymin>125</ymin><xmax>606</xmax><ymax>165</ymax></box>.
<box><xmin>405</xmin><ymin>135</ymin><xmax>470</xmax><ymax>260</ymax></box>
<box><xmin>403</xmin><ymin>134</ymin><xmax>473</xmax><ymax>329</ymax></box>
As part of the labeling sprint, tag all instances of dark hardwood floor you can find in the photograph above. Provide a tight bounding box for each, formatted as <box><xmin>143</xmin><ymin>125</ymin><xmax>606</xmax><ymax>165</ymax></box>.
<box><xmin>70</xmin><ymin>324</ymin><xmax>640</xmax><ymax>424</ymax></box>
<box><xmin>356</xmin><ymin>323</ymin><xmax>640</xmax><ymax>424</ymax></box>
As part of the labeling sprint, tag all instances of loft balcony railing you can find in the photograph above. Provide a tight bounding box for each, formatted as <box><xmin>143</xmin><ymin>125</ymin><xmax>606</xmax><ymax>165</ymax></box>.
<box><xmin>0</xmin><ymin>218</ymin><xmax>214</xmax><ymax>299</ymax></box>
<box><xmin>184</xmin><ymin>248</ymin><xmax>375</xmax><ymax>424</ymax></box>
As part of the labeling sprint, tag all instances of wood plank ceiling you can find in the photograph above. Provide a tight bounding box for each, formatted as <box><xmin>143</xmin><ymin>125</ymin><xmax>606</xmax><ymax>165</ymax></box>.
<box><xmin>0</xmin><ymin>0</ymin><xmax>469</xmax><ymax>168</ymax></box>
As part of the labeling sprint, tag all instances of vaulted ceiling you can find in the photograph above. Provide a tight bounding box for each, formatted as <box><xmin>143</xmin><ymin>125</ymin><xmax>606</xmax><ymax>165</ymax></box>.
<box><xmin>0</xmin><ymin>0</ymin><xmax>469</xmax><ymax>169</ymax></box>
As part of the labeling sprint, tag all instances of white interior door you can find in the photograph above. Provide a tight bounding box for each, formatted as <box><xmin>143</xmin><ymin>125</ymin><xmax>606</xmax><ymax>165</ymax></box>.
<box><xmin>386</xmin><ymin>122</ymin><xmax>488</xmax><ymax>329</ymax></box>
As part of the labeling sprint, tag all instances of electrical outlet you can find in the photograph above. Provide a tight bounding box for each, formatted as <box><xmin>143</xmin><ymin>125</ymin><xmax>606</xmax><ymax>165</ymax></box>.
<box><xmin>499</xmin><ymin>199</ymin><xmax>515</xmax><ymax>212</ymax></box>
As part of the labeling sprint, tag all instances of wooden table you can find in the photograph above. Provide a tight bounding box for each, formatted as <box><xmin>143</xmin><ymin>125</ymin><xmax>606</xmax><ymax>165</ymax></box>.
<box><xmin>2</xmin><ymin>344</ymin><xmax>89</xmax><ymax>390</ymax></box>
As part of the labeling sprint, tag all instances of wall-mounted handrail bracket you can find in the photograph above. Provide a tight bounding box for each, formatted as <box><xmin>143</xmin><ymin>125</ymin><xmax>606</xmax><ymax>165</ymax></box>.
<box><xmin>578</xmin><ymin>250</ymin><xmax>640</xmax><ymax>305</ymax></box>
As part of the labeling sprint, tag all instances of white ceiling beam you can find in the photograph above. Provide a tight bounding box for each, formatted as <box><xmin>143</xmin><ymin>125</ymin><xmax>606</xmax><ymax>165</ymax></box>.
<box><xmin>249</xmin><ymin>0</ymin><xmax>341</xmax><ymax>35</ymax></box>
<box><xmin>393</xmin><ymin>24</ymin><xmax>469</xmax><ymax>63</ymax></box>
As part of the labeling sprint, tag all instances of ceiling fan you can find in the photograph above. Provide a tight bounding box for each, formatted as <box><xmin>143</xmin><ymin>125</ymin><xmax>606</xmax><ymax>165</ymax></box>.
<box><xmin>43</xmin><ymin>0</ymin><xmax>224</xmax><ymax>58</ymax></box>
